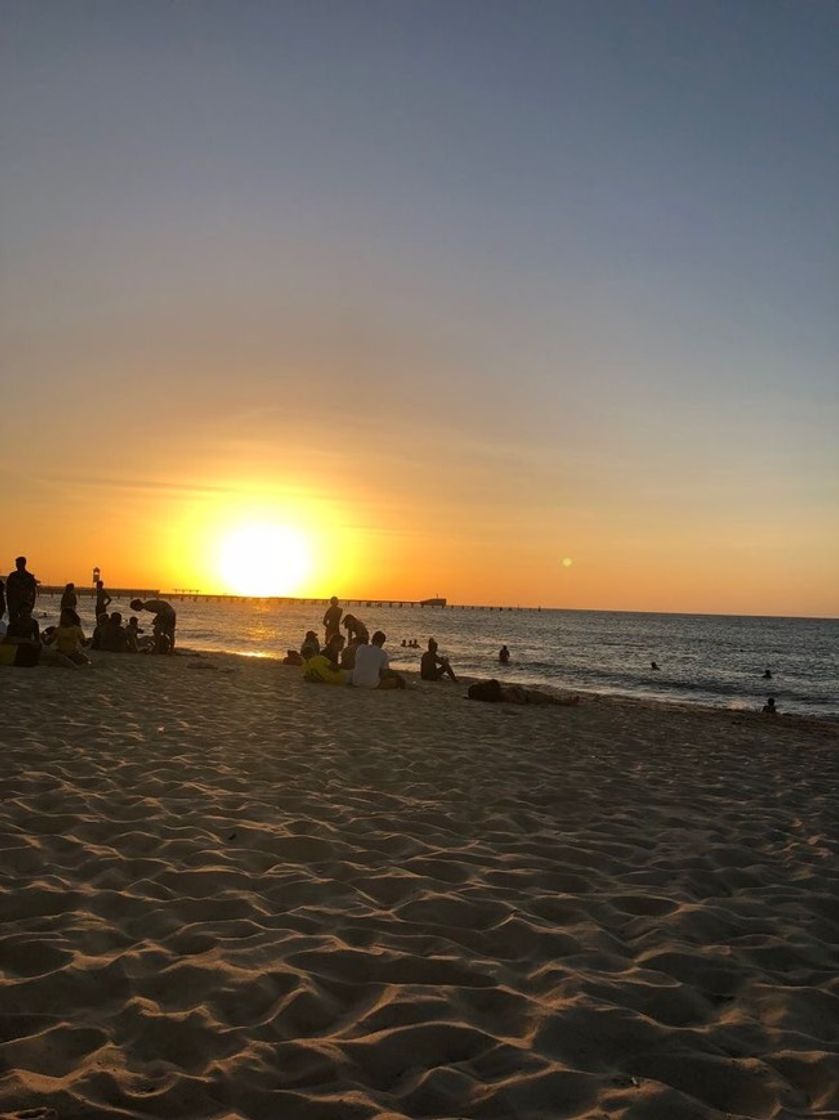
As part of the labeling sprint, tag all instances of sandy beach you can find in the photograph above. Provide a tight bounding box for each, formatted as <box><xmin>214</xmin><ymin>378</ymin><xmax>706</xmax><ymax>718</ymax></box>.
<box><xmin>1</xmin><ymin>651</ymin><xmax>838</xmax><ymax>1120</ymax></box>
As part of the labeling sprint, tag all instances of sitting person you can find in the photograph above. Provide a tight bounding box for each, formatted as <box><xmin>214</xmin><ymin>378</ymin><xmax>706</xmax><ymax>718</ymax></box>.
<box><xmin>43</xmin><ymin>608</ymin><xmax>90</xmax><ymax>667</ymax></box>
<box><xmin>341</xmin><ymin>635</ymin><xmax>363</xmax><ymax>671</ymax></box>
<box><xmin>302</xmin><ymin>634</ymin><xmax>348</xmax><ymax>685</ymax></box>
<box><xmin>284</xmin><ymin>629</ymin><xmax>321</xmax><ymax>666</ymax></box>
<box><xmin>350</xmin><ymin>631</ymin><xmax>405</xmax><ymax>689</ymax></box>
<box><xmin>91</xmin><ymin>612</ymin><xmax>109</xmax><ymax>650</ymax></box>
<box><xmin>1</xmin><ymin>604</ymin><xmax>41</xmax><ymax>666</ymax></box>
<box><xmin>762</xmin><ymin>695</ymin><xmax>777</xmax><ymax>714</ymax></box>
<box><xmin>467</xmin><ymin>679</ymin><xmax>580</xmax><ymax>705</ymax></box>
<box><xmin>99</xmin><ymin>611</ymin><xmax>130</xmax><ymax>653</ymax></box>
<box><xmin>125</xmin><ymin>616</ymin><xmax>148</xmax><ymax>652</ymax></box>
<box><xmin>5</xmin><ymin>604</ymin><xmax>40</xmax><ymax>644</ymax></box>
<box><xmin>420</xmin><ymin>638</ymin><xmax>457</xmax><ymax>682</ymax></box>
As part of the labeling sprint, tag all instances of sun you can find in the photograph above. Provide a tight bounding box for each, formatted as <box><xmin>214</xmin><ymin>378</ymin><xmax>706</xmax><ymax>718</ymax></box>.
<box><xmin>217</xmin><ymin>522</ymin><xmax>312</xmax><ymax>596</ymax></box>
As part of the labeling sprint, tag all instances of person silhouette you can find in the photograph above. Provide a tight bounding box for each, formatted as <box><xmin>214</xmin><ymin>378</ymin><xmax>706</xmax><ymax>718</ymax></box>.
<box><xmin>421</xmin><ymin>639</ymin><xmax>457</xmax><ymax>682</ymax></box>
<box><xmin>130</xmin><ymin>598</ymin><xmax>177</xmax><ymax>653</ymax></box>
<box><xmin>6</xmin><ymin>557</ymin><xmax>38</xmax><ymax>624</ymax></box>
<box><xmin>323</xmin><ymin>596</ymin><xmax>343</xmax><ymax>643</ymax></box>
<box><xmin>95</xmin><ymin>580</ymin><xmax>112</xmax><ymax>618</ymax></box>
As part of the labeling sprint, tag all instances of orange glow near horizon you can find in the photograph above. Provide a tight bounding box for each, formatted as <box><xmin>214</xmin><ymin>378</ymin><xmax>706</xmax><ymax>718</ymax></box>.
<box><xmin>2</xmin><ymin>462</ymin><xmax>837</xmax><ymax>617</ymax></box>
<box><xmin>156</xmin><ymin>490</ymin><xmax>333</xmax><ymax>598</ymax></box>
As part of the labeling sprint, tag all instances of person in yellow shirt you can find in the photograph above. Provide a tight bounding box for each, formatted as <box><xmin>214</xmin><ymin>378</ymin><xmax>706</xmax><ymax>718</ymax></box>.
<box><xmin>302</xmin><ymin>634</ymin><xmax>348</xmax><ymax>685</ymax></box>
<box><xmin>43</xmin><ymin>608</ymin><xmax>90</xmax><ymax>667</ymax></box>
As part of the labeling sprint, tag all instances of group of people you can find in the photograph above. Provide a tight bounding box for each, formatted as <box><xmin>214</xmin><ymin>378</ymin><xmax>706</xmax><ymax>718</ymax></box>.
<box><xmin>279</xmin><ymin>597</ymin><xmax>463</xmax><ymax>690</ymax></box>
<box><xmin>0</xmin><ymin>557</ymin><xmax>179</xmax><ymax>667</ymax></box>
<box><xmin>281</xmin><ymin>598</ymin><xmax>578</xmax><ymax>706</ymax></box>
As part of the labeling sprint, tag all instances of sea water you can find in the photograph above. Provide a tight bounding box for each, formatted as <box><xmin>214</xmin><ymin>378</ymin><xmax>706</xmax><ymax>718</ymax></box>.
<box><xmin>66</xmin><ymin>598</ymin><xmax>839</xmax><ymax>720</ymax></box>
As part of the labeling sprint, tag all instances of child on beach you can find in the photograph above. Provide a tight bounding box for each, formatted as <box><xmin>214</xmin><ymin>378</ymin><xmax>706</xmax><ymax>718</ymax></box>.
<box><xmin>43</xmin><ymin>608</ymin><xmax>90</xmax><ymax>667</ymax></box>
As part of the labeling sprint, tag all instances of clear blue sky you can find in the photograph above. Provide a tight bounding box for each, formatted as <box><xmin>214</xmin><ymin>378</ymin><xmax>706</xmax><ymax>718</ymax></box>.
<box><xmin>1</xmin><ymin>1</ymin><xmax>837</xmax><ymax>612</ymax></box>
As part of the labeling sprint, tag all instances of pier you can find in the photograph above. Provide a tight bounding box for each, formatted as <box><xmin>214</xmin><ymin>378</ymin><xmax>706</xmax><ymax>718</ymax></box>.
<box><xmin>37</xmin><ymin>586</ymin><xmax>160</xmax><ymax>600</ymax></box>
<box><xmin>35</xmin><ymin>589</ymin><xmax>536</xmax><ymax>611</ymax></box>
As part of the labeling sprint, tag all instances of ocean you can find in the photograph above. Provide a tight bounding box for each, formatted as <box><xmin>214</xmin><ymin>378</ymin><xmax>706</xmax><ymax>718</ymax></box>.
<box><xmin>64</xmin><ymin>597</ymin><xmax>839</xmax><ymax>721</ymax></box>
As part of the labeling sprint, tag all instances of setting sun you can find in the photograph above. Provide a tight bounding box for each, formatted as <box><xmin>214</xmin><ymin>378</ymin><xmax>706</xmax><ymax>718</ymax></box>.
<box><xmin>217</xmin><ymin>522</ymin><xmax>312</xmax><ymax>596</ymax></box>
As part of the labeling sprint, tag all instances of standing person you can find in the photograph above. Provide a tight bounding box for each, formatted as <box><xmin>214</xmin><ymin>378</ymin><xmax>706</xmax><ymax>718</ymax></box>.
<box><xmin>350</xmin><ymin>631</ymin><xmax>405</xmax><ymax>689</ymax></box>
<box><xmin>130</xmin><ymin>597</ymin><xmax>177</xmax><ymax>653</ymax></box>
<box><xmin>323</xmin><ymin>596</ymin><xmax>343</xmax><ymax>643</ymax></box>
<box><xmin>5</xmin><ymin>557</ymin><xmax>38</xmax><ymax>624</ymax></box>
<box><xmin>61</xmin><ymin>583</ymin><xmax>77</xmax><ymax>611</ymax></box>
<box><xmin>0</xmin><ymin>578</ymin><xmax>5</xmax><ymax>621</ymax></box>
<box><xmin>499</xmin><ymin>645</ymin><xmax>510</xmax><ymax>664</ymax></box>
<box><xmin>421</xmin><ymin>638</ymin><xmax>458</xmax><ymax>682</ymax></box>
<box><xmin>95</xmin><ymin>580</ymin><xmax>112</xmax><ymax>618</ymax></box>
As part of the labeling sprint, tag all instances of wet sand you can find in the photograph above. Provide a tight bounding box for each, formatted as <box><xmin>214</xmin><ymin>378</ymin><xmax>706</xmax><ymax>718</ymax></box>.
<box><xmin>1</xmin><ymin>651</ymin><xmax>838</xmax><ymax>1119</ymax></box>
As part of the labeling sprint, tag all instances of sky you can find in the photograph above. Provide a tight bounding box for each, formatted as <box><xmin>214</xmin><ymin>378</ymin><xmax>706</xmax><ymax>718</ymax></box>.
<box><xmin>1</xmin><ymin>0</ymin><xmax>837</xmax><ymax>614</ymax></box>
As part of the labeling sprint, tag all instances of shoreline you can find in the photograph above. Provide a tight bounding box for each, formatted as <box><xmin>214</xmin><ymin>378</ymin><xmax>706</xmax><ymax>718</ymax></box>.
<box><xmin>2</xmin><ymin>650</ymin><xmax>838</xmax><ymax>1119</ymax></box>
<box><xmin>21</xmin><ymin>601</ymin><xmax>838</xmax><ymax>721</ymax></box>
<box><xmin>184</xmin><ymin>646</ymin><xmax>839</xmax><ymax>728</ymax></box>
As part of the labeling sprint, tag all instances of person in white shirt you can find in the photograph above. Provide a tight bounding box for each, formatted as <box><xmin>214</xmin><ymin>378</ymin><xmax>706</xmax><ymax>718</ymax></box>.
<box><xmin>350</xmin><ymin>631</ymin><xmax>405</xmax><ymax>690</ymax></box>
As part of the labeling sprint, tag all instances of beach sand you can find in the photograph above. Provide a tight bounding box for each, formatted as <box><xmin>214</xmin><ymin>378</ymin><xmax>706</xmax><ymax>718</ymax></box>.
<box><xmin>1</xmin><ymin>651</ymin><xmax>838</xmax><ymax>1120</ymax></box>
